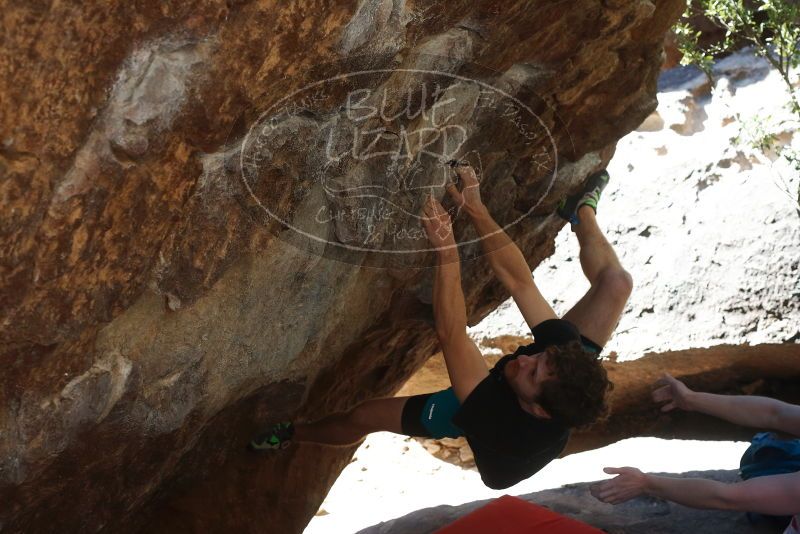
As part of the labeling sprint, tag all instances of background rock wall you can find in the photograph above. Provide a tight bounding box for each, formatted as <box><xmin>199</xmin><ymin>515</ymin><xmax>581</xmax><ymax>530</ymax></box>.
<box><xmin>469</xmin><ymin>48</ymin><xmax>800</xmax><ymax>359</ymax></box>
<box><xmin>1</xmin><ymin>1</ymin><xmax>684</xmax><ymax>532</ymax></box>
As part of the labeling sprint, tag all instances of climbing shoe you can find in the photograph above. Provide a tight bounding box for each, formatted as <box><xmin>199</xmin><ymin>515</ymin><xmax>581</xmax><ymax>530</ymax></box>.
<box><xmin>248</xmin><ymin>422</ymin><xmax>295</xmax><ymax>451</ymax></box>
<box><xmin>557</xmin><ymin>169</ymin><xmax>611</xmax><ymax>225</ymax></box>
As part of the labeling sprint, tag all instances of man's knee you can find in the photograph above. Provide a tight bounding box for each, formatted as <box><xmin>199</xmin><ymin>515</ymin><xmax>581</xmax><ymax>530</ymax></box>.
<box><xmin>596</xmin><ymin>267</ymin><xmax>633</xmax><ymax>302</ymax></box>
<box><xmin>348</xmin><ymin>401</ymin><xmax>382</xmax><ymax>434</ymax></box>
<box><xmin>346</xmin><ymin>403</ymin><xmax>368</xmax><ymax>429</ymax></box>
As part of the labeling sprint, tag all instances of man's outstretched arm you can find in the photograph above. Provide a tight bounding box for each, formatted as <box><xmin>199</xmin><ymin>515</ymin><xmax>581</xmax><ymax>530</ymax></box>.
<box><xmin>592</xmin><ymin>467</ymin><xmax>800</xmax><ymax>516</ymax></box>
<box><xmin>653</xmin><ymin>374</ymin><xmax>800</xmax><ymax>436</ymax></box>
<box><xmin>446</xmin><ymin>165</ymin><xmax>557</xmax><ymax>329</ymax></box>
<box><xmin>591</xmin><ymin>376</ymin><xmax>800</xmax><ymax>511</ymax></box>
<box><xmin>422</xmin><ymin>195</ymin><xmax>489</xmax><ymax>402</ymax></box>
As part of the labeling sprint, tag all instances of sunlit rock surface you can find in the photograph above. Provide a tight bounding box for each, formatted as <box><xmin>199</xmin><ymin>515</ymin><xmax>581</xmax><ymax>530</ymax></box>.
<box><xmin>1</xmin><ymin>1</ymin><xmax>684</xmax><ymax>532</ymax></box>
<box><xmin>469</xmin><ymin>48</ymin><xmax>800</xmax><ymax>360</ymax></box>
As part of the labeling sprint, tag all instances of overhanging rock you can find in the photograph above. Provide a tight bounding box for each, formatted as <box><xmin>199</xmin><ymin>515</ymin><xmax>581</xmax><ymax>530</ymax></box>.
<box><xmin>1</xmin><ymin>1</ymin><xmax>684</xmax><ymax>532</ymax></box>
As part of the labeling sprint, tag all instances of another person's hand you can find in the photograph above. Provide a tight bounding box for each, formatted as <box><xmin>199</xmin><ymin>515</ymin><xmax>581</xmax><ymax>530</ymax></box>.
<box><xmin>446</xmin><ymin>164</ymin><xmax>487</xmax><ymax>218</ymax></box>
<box><xmin>590</xmin><ymin>467</ymin><xmax>649</xmax><ymax>505</ymax></box>
<box><xmin>652</xmin><ymin>373</ymin><xmax>695</xmax><ymax>412</ymax></box>
<box><xmin>421</xmin><ymin>195</ymin><xmax>456</xmax><ymax>252</ymax></box>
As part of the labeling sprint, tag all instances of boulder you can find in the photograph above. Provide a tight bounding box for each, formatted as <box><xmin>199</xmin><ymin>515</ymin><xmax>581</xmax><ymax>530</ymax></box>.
<box><xmin>356</xmin><ymin>470</ymin><xmax>776</xmax><ymax>534</ymax></box>
<box><xmin>0</xmin><ymin>1</ymin><xmax>684</xmax><ymax>532</ymax></box>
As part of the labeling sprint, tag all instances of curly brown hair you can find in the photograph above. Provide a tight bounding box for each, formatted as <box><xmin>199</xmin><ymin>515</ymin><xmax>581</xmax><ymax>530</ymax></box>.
<box><xmin>536</xmin><ymin>340</ymin><xmax>613</xmax><ymax>429</ymax></box>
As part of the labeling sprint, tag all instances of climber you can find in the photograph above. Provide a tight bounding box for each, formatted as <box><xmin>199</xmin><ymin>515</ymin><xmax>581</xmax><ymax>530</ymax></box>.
<box><xmin>250</xmin><ymin>165</ymin><xmax>632</xmax><ymax>490</ymax></box>
<box><xmin>591</xmin><ymin>374</ymin><xmax>800</xmax><ymax>533</ymax></box>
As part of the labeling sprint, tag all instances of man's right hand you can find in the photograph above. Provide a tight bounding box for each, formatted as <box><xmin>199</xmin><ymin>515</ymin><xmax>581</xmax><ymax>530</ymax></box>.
<box><xmin>590</xmin><ymin>467</ymin><xmax>650</xmax><ymax>505</ymax></box>
<box><xmin>446</xmin><ymin>164</ymin><xmax>487</xmax><ymax>218</ymax></box>
<box><xmin>652</xmin><ymin>374</ymin><xmax>695</xmax><ymax>412</ymax></box>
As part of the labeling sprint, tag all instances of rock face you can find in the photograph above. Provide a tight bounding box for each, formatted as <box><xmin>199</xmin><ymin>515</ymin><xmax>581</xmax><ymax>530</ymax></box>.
<box><xmin>356</xmin><ymin>470</ymin><xmax>777</xmax><ymax>534</ymax></box>
<box><xmin>1</xmin><ymin>2</ymin><xmax>684</xmax><ymax>532</ymax></box>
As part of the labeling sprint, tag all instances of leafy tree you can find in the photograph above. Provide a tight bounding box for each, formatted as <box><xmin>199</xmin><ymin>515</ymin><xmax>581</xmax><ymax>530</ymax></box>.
<box><xmin>675</xmin><ymin>0</ymin><xmax>800</xmax><ymax>206</ymax></box>
<box><xmin>676</xmin><ymin>0</ymin><xmax>800</xmax><ymax>112</ymax></box>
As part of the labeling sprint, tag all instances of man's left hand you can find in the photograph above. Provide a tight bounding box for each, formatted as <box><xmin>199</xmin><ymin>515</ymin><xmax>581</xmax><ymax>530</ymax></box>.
<box><xmin>421</xmin><ymin>194</ymin><xmax>456</xmax><ymax>252</ymax></box>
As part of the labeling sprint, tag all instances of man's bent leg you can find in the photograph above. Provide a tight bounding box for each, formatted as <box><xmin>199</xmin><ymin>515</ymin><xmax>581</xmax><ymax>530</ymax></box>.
<box><xmin>562</xmin><ymin>205</ymin><xmax>633</xmax><ymax>347</ymax></box>
<box><xmin>294</xmin><ymin>396</ymin><xmax>410</xmax><ymax>447</ymax></box>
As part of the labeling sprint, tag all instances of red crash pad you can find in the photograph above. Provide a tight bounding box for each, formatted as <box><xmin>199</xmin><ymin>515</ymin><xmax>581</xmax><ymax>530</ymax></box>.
<box><xmin>435</xmin><ymin>494</ymin><xmax>603</xmax><ymax>534</ymax></box>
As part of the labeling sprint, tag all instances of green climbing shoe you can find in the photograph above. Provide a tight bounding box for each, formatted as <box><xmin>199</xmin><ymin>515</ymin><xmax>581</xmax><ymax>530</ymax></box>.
<box><xmin>248</xmin><ymin>422</ymin><xmax>295</xmax><ymax>451</ymax></box>
<box><xmin>557</xmin><ymin>169</ymin><xmax>611</xmax><ymax>224</ymax></box>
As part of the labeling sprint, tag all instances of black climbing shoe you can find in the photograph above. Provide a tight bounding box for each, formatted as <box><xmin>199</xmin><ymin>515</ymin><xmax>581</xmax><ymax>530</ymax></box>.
<box><xmin>557</xmin><ymin>169</ymin><xmax>611</xmax><ymax>224</ymax></box>
<box><xmin>249</xmin><ymin>422</ymin><xmax>295</xmax><ymax>451</ymax></box>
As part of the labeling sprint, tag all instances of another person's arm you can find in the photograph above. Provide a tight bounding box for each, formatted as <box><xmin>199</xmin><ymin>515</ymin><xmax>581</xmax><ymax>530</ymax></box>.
<box><xmin>654</xmin><ymin>373</ymin><xmax>800</xmax><ymax>436</ymax></box>
<box><xmin>593</xmin><ymin>376</ymin><xmax>800</xmax><ymax>511</ymax></box>
<box><xmin>421</xmin><ymin>195</ymin><xmax>489</xmax><ymax>402</ymax></box>
<box><xmin>446</xmin><ymin>165</ymin><xmax>557</xmax><ymax>328</ymax></box>
<box><xmin>591</xmin><ymin>467</ymin><xmax>800</xmax><ymax>516</ymax></box>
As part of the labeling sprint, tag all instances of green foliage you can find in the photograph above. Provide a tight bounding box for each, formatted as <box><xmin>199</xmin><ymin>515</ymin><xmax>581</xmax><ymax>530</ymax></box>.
<box><xmin>674</xmin><ymin>21</ymin><xmax>716</xmax><ymax>77</ymax></box>
<box><xmin>730</xmin><ymin>111</ymin><xmax>800</xmax><ymax>209</ymax></box>
<box><xmin>732</xmin><ymin>113</ymin><xmax>779</xmax><ymax>151</ymax></box>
